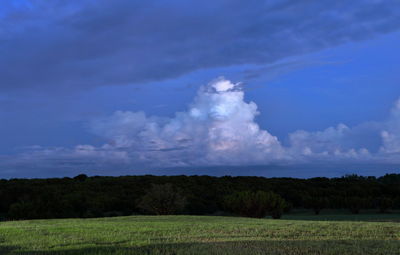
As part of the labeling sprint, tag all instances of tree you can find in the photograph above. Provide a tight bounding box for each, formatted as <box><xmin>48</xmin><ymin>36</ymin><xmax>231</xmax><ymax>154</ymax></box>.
<box><xmin>73</xmin><ymin>174</ymin><xmax>88</xmax><ymax>182</ymax></box>
<box><xmin>223</xmin><ymin>190</ymin><xmax>287</xmax><ymax>219</ymax></box>
<box><xmin>224</xmin><ymin>191</ymin><xmax>268</xmax><ymax>218</ymax></box>
<box><xmin>137</xmin><ymin>183</ymin><xmax>186</xmax><ymax>215</ymax></box>
<box><xmin>268</xmin><ymin>193</ymin><xmax>287</xmax><ymax>219</ymax></box>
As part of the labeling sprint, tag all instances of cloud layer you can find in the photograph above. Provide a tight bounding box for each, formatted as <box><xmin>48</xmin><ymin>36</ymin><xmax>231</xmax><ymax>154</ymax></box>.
<box><xmin>3</xmin><ymin>77</ymin><xmax>400</xmax><ymax>177</ymax></box>
<box><xmin>1</xmin><ymin>0</ymin><xmax>399</xmax><ymax>91</ymax></box>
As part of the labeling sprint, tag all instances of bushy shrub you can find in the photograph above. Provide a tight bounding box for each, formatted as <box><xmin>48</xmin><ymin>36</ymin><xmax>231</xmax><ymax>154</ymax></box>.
<box><xmin>224</xmin><ymin>191</ymin><xmax>268</xmax><ymax>218</ymax></box>
<box><xmin>268</xmin><ymin>194</ymin><xmax>287</xmax><ymax>219</ymax></box>
<box><xmin>137</xmin><ymin>183</ymin><xmax>186</xmax><ymax>215</ymax></box>
<box><xmin>224</xmin><ymin>190</ymin><xmax>287</xmax><ymax>219</ymax></box>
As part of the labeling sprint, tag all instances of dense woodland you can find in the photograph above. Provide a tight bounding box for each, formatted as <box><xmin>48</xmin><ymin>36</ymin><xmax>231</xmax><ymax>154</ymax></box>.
<box><xmin>1</xmin><ymin>173</ymin><xmax>400</xmax><ymax>220</ymax></box>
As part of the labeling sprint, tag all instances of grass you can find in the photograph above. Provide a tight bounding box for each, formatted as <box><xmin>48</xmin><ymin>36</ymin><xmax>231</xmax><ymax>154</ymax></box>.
<box><xmin>283</xmin><ymin>209</ymin><xmax>400</xmax><ymax>222</ymax></box>
<box><xmin>0</xmin><ymin>212</ymin><xmax>399</xmax><ymax>254</ymax></box>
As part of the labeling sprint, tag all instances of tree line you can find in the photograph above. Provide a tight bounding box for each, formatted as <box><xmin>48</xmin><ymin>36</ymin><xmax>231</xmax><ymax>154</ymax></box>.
<box><xmin>0</xmin><ymin>173</ymin><xmax>399</xmax><ymax>220</ymax></box>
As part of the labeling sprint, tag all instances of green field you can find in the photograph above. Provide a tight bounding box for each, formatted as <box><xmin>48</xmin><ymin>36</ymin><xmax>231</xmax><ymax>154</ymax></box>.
<box><xmin>1</xmin><ymin>213</ymin><xmax>400</xmax><ymax>255</ymax></box>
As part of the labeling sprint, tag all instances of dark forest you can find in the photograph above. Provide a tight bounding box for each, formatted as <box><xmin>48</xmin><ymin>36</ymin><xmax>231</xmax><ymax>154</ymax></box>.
<box><xmin>1</xmin><ymin>173</ymin><xmax>399</xmax><ymax>220</ymax></box>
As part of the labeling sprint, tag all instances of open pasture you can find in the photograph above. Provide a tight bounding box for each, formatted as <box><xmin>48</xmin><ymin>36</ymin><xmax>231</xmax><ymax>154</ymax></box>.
<box><xmin>1</xmin><ymin>213</ymin><xmax>399</xmax><ymax>255</ymax></box>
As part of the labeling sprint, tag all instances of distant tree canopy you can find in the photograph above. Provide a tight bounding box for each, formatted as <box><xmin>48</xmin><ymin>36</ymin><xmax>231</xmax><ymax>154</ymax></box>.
<box><xmin>0</xmin><ymin>173</ymin><xmax>399</xmax><ymax>220</ymax></box>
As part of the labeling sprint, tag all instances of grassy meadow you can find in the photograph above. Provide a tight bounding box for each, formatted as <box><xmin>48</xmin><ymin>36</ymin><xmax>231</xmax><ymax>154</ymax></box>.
<box><xmin>0</xmin><ymin>212</ymin><xmax>399</xmax><ymax>255</ymax></box>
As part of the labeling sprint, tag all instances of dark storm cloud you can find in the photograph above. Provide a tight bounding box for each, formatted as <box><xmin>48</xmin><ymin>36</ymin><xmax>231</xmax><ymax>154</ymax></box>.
<box><xmin>1</xmin><ymin>0</ymin><xmax>399</xmax><ymax>91</ymax></box>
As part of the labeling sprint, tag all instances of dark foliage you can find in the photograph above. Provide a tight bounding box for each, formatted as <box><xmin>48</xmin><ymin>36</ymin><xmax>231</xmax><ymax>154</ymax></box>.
<box><xmin>346</xmin><ymin>197</ymin><xmax>367</xmax><ymax>214</ymax></box>
<box><xmin>305</xmin><ymin>196</ymin><xmax>329</xmax><ymax>215</ymax></box>
<box><xmin>0</xmin><ymin>173</ymin><xmax>399</xmax><ymax>220</ymax></box>
<box><xmin>223</xmin><ymin>190</ymin><xmax>287</xmax><ymax>218</ymax></box>
<box><xmin>137</xmin><ymin>183</ymin><xmax>186</xmax><ymax>215</ymax></box>
<box><xmin>377</xmin><ymin>197</ymin><xmax>394</xmax><ymax>213</ymax></box>
<box><xmin>224</xmin><ymin>191</ymin><xmax>267</xmax><ymax>218</ymax></box>
<box><xmin>267</xmin><ymin>193</ymin><xmax>287</xmax><ymax>219</ymax></box>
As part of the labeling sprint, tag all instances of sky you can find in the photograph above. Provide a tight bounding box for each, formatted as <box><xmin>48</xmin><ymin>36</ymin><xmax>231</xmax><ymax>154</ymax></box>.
<box><xmin>1</xmin><ymin>0</ymin><xmax>400</xmax><ymax>178</ymax></box>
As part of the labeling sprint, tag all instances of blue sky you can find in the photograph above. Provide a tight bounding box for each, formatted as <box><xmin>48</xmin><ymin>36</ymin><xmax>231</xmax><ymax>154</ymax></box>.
<box><xmin>1</xmin><ymin>0</ymin><xmax>400</xmax><ymax>178</ymax></box>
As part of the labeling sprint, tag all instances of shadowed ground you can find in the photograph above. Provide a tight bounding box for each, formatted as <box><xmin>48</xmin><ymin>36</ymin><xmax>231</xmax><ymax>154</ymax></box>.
<box><xmin>4</xmin><ymin>240</ymin><xmax>400</xmax><ymax>255</ymax></box>
<box><xmin>281</xmin><ymin>209</ymin><xmax>400</xmax><ymax>222</ymax></box>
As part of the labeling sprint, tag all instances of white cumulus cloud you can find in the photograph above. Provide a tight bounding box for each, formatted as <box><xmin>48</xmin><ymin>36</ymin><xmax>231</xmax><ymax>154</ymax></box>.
<box><xmin>288</xmin><ymin>124</ymin><xmax>371</xmax><ymax>160</ymax></box>
<box><xmin>91</xmin><ymin>78</ymin><xmax>285</xmax><ymax>167</ymax></box>
<box><xmin>380</xmin><ymin>99</ymin><xmax>400</xmax><ymax>154</ymax></box>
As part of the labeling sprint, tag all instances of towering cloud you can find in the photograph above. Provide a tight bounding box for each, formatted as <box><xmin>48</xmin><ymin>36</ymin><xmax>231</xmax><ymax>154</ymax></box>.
<box><xmin>91</xmin><ymin>78</ymin><xmax>284</xmax><ymax>167</ymax></box>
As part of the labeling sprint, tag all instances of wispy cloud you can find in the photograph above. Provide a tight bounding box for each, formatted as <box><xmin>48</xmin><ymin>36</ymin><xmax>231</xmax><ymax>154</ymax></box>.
<box><xmin>1</xmin><ymin>0</ymin><xmax>399</xmax><ymax>91</ymax></box>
